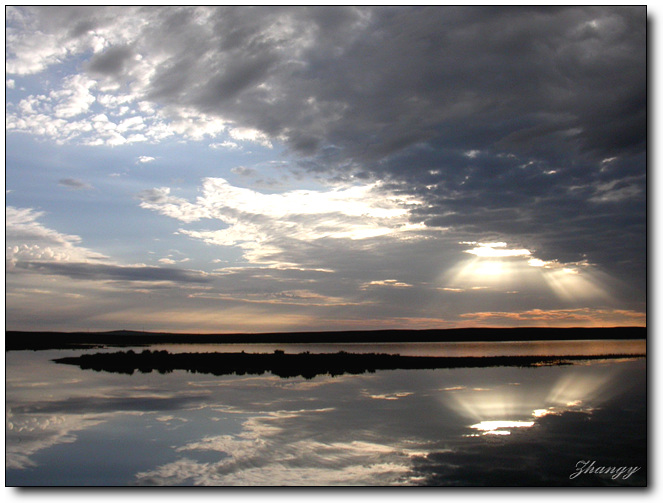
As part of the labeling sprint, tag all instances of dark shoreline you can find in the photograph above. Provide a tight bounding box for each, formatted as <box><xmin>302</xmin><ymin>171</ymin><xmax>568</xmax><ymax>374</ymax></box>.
<box><xmin>5</xmin><ymin>326</ymin><xmax>647</xmax><ymax>351</ymax></box>
<box><xmin>53</xmin><ymin>349</ymin><xmax>646</xmax><ymax>380</ymax></box>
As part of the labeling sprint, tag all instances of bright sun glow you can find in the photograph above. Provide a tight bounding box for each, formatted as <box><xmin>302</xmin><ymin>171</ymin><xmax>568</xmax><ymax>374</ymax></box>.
<box><xmin>444</xmin><ymin>242</ymin><xmax>530</xmax><ymax>290</ymax></box>
<box><xmin>463</xmin><ymin>242</ymin><xmax>531</xmax><ymax>258</ymax></box>
<box><xmin>474</xmin><ymin>260</ymin><xmax>504</xmax><ymax>276</ymax></box>
<box><xmin>441</xmin><ymin>241</ymin><xmax>611</xmax><ymax>301</ymax></box>
<box><xmin>469</xmin><ymin>420</ymin><xmax>535</xmax><ymax>436</ymax></box>
<box><xmin>442</xmin><ymin>362</ymin><xmax>625</xmax><ymax>439</ymax></box>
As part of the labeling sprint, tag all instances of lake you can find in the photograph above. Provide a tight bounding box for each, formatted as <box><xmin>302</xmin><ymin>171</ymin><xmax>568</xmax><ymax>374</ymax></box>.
<box><xmin>5</xmin><ymin>340</ymin><xmax>646</xmax><ymax>486</ymax></box>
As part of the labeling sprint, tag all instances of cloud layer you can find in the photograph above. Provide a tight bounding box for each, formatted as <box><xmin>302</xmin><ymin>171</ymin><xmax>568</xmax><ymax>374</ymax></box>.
<box><xmin>5</xmin><ymin>6</ymin><xmax>646</xmax><ymax>330</ymax></box>
<box><xmin>137</xmin><ymin>177</ymin><xmax>424</xmax><ymax>265</ymax></box>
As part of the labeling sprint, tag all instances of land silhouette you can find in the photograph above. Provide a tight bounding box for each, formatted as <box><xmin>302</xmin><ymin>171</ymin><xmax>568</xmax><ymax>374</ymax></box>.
<box><xmin>6</xmin><ymin>326</ymin><xmax>646</xmax><ymax>351</ymax></box>
<box><xmin>53</xmin><ymin>349</ymin><xmax>645</xmax><ymax>380</ymax></box>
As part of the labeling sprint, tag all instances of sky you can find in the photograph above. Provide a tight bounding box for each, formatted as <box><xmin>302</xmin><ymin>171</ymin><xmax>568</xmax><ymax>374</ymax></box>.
<box><xmin>4</xmin><ymin>5</ymin><xmax>647</xmax><ymax>333</ymax></box>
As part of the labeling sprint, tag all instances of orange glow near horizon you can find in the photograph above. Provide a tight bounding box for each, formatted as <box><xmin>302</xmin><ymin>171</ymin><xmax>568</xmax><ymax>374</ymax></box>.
<box><xmin>457</xmin><ymin>307</ymin><xmax>646</xmax><ymax>328</ymax></box>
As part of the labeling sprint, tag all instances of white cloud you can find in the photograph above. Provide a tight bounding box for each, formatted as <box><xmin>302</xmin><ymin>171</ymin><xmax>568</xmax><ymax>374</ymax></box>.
<box><xmin>134</xmin><ymin>408</ymin><xmax>418</xmax><ymax>486</ymax></box>
<box><xmin>7</xmin><ymin>13</ymin><xmax>235</xmax><ymax>147</ymax></box>
<box><xmin>136</xmin><ymin>187</ymin><xmax>210</xmax><ymax>223</ymax></box>
<box><xmin>462</xmin><ymin>242</ymin><xmax>532</xmax><ymax>258</ymax></box>
<box><xmin>6</xmin><ymin>410</ymin><xmax>108</xmax><ymax>470</ymax></box>
<box><xmin>6</xmin><ymin>206</ymin><xmax>210</xmax><ymax>291</ymax></box>
<box><xmin>229</xmin><ymin>127</ymin><xmax>272</xmax><ymax>148</ymax></box>
<box><xmin>117</xmin><ymin>115</ymin><xmax>145</xmax><ymax>132</ymax></box>
<box><xmin>166</xmin><ymin>108</ymin><xmax>228</xmax><ymax>140</ymax></box>
<box><xmin>6</xmin><ymin>206</ymin><xmax>108</xmax><ymax>266</ymax></box>
<box><xmin>6</xmin><ymin>84</ymin><xmax>232</xmax><ymax>146</ymax></box>
<box><xmin>158</xmin><ymin>256</ymin><xmax>190</xmax><ymax>265</ymax></box>
<box><xmin>51</xmin><ymin>74</ymin><xmax>97</xmax><ymax>118</ymax></box>
<box><xmin>137</xmin><ymin>155</ymin><xmax>155</xmax><ymax>163</ymax></box>
<box><xmin>138</xmin><ymin>178</ymin><xmax>425</xmax><ymax>265</ymax></box>
<box><xmin>5</xmin><ymin>6</ymin><xmax>147</xmax><ymax>76</ymax></box>
<box><xmin>5</xmin><ymin>27</ymin><xmax>69</xmax><ymax>75</ymax></box>
<box><xmin>210</xmin><ymin>140</ymin><xmax>240</xmax><ymax>150</ymax></box>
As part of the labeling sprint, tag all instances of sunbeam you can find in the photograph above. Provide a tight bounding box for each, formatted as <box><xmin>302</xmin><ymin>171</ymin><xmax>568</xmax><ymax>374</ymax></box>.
<box><xmin>442</xmin><ymin>242</ymin><xmax>613</xmax><ymax>303</ymax></box>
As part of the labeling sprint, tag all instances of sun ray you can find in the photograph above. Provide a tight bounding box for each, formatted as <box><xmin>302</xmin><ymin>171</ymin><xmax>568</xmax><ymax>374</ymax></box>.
<box><xmin>441</xmin><ymin>241</ymin><xmax>613</xmax><ymax>302</ymax></box>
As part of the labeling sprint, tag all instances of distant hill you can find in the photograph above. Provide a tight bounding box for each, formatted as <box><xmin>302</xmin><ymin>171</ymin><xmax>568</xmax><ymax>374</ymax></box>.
<box><xmin>5</xmin><ymin>326</ymin><xmax>646</xmax><ymax>351</ymax></box>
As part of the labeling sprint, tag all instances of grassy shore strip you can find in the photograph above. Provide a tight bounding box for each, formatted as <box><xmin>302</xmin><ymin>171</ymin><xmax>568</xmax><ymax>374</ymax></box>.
<box><xmin>7</xmin><ymin>326</ymin><xmax>647</xmax><ymax>350</ymax></box>
<box><xmin>53</xmin><ymin>349</ymin><xmax>646</xmax><ymax>379</ymax></box>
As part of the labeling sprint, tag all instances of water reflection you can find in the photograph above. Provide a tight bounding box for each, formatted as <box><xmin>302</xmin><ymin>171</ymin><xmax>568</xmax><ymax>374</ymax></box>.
<box><xmin>5</xmin><ymin>347</ymin><xmax>646</xmax><ymax>486</ymax></box>
<box><xmin>136</xmin><ymin>408</ymin><xmax>421</xmax><ymax>486</ymax></box>
<box><xmin>150</xmin><ymin>339</ymin><xmax>645</xmax><ymax>357</ymax></box>
<box><xmin>469</xmin><ymin>420</ymin><xmax>535</xmax><ymax>436</ymax></box>
<box><xmin>441</xmin><ymin>359</ymin><xmax>630</xmax><ymax>429</ymax></box>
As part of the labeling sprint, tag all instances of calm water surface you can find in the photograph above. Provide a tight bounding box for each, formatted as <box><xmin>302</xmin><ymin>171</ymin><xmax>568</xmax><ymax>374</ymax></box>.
<box><xmin>5</xmin><ymin>340</ymin><xmax>646</xmax><ymax>486</ymax></box>
<box><xmin>148</xmin><ymin>339</ymin><xmax>646</xmax><ymax>357</ymax></box>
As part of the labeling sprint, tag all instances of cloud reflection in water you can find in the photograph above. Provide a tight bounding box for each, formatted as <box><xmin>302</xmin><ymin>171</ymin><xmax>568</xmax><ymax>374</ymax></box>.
<box><xmin>136</xmin><ymin>408</ymin><xmax>420</xmax><ymax>486</ymax></box>
<box><xmin>5</xmin><ymin>349</ymin><xmax>645</xmax><ymax>486</ymax></box>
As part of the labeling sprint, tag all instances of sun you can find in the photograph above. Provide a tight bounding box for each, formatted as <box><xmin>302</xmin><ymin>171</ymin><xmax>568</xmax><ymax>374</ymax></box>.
<box><xmin>441</xmin><ymin>241</ymin><xmax>612</xmax><ymax>302</ymax></box>
<box><xmin>443</xmin><ymin>242</ymin><xmax>530</xmax><ymax>289</ymax></box>
<box><xmin>473</xmin><ymin>260</ymin><xmax>504</xmax><ymax>277</ymax></box>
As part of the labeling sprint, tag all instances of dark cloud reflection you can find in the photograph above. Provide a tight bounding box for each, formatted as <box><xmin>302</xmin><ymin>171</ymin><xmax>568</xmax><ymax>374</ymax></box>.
<box><xmin>411</xmin><ymin>360</ymin><xmax>647</xmax><ymax>486</ymax></box>
<box><xmin>411</xmin><ymin>404</ymin><xmax>646</xmax><ymax>487</ymax></box>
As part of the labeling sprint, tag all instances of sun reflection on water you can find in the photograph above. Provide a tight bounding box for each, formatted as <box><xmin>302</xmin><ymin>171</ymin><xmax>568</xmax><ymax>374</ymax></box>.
<box><xmin>469</xmin><ymin>420</ymin><xmax>535</xmax><ymax>436</ymax></box>
<box><xmin>441</xmin><ymin>360</ymin><xmax>627</xmax><ymax>439</ymax></box>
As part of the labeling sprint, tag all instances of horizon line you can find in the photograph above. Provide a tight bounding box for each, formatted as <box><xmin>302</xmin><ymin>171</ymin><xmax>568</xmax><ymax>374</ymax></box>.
<box><xmin>6</xmin><ymin>325</ymin><xmax>647</xmax><ymax>336</ymax></box>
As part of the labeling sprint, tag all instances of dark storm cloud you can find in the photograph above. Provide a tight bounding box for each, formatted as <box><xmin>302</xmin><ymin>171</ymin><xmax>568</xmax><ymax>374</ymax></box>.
<box><xmin>87</xmin><ymin>46</ymin><xmax>134</xmax><ymax>76</ymax></box>
<box><xmin>15</xmin><ymin>261</ymin><xmax>212</xmax><ymax>284</ymax></box>
<box><xmin>86</xmin><ymin>5</ymin><xmax>643</xmax><ymax>286</ymax></box>
<box><xmin>17</xmin><ymin>5</ymin><xmax>647</xmax><ymax>168</ymax></box>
